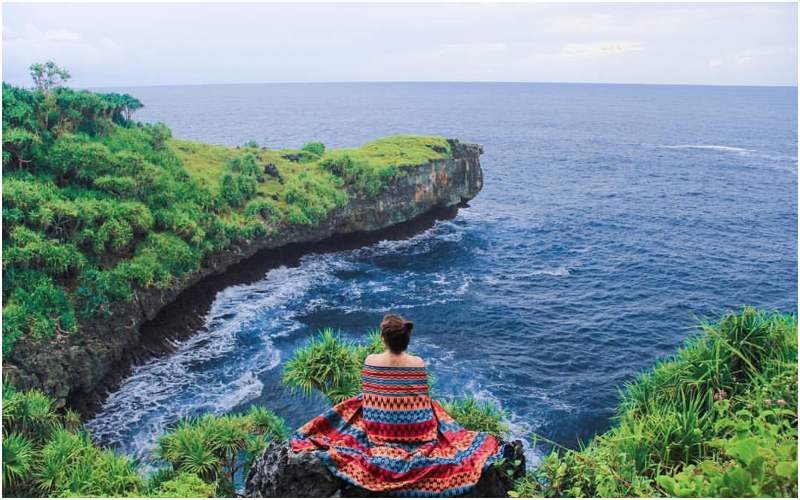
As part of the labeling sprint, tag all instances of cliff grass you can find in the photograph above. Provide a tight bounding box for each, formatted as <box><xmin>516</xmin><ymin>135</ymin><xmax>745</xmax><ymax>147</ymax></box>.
<box><xmin>512</xmin><ymin>307</ymin><xmax>798</xmax><ymax>498</ymax></box>
<box><xmin>1</xmin><ymin>79</ymin><xmax>452</xmax><ymax>357</ymax></box>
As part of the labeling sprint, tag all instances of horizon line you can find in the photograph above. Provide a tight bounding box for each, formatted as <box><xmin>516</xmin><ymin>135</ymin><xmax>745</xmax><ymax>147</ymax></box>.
<box><xmin>79</xmin><ymin>80</ymin><xmax>799</xmax><ymax>90</ymax></box>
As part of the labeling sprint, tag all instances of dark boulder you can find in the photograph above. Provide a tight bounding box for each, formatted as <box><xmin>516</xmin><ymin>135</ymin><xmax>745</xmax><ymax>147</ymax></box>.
<box><xmin>245</xmin><ymin>440</ymin><xmax>526</xmax><ymax>498</ymax></box>
<box><xmin>280</xmin><ymin>153</ymin><xmax>302</xmax><ymax>163</ymax></box>
<box><xmin>264</xmin><ymin>163</ymin><xmax>283</xmax><ymax>183</ymax></box>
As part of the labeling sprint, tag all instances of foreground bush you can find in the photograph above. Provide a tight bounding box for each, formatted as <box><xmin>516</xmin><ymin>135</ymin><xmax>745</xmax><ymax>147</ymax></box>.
<box><xmin>1</xmin><ymin>387</ymin><xmax>286</xmax><ymax>497</ymax></box>
<box><xmin>511</xmin><ymin>307</ymin><xmax>798</xmax><ymax>498</ymax></box>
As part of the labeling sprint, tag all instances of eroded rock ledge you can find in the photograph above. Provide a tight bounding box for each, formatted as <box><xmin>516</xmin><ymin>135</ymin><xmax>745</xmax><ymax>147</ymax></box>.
<box><xmin>4</xmin><ymin>140</ymin><xmax>484</xmax><ymax>409</ymax></box>
<box><xmin>245</xmin><ymin>440</ymin><xmax>526</xmax><ymax>498</ymax></box>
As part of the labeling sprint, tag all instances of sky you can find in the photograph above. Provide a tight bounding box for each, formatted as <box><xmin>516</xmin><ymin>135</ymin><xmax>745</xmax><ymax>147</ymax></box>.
<box><xmin>2</xmin><ymin>2</ymin><xmax>798</xmax><ymax>87</ymax></box>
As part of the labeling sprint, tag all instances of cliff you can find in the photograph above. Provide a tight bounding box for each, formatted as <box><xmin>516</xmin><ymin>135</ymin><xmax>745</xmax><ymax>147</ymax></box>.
<box><xmin>3</xmin><ymin>140</ymin><xmax>484</xmax><ymax>408</ymax></box>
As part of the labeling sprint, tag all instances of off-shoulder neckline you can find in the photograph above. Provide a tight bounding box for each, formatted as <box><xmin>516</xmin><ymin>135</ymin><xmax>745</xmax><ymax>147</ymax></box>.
<box><xmin>363</xmin><ymin>363</ymin><xmax>426</xmax><ymax>370</ymax></box>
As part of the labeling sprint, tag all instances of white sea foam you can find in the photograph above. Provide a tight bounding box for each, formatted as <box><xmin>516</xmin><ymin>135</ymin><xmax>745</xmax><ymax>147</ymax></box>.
<box><xmin>459</xmin><ymin>380</ymin><xmax>543</xmax><ymax>467</ymax></box>
<box><xmin>527</xmin><ymin>266</ymin><xmax>570</xmax><ymax>277</ymax></box>
<box><xmin>657</xmin><ymin>144</ymin><xmax>755</xmax><ymax>153</ymax></box>
<box><xmin>86</xmin><ymin>260</ymin><xmax>329</xmax><ymax>460</ymax></box>
<box><xmin>88</xmin><ymin>218</ymin><xmax>477</xmax><ymax>461</ymax></box>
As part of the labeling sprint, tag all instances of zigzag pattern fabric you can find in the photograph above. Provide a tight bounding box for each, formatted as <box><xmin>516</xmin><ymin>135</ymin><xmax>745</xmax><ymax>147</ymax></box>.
<box><xmin>291</xmin><ymin>364</ymin><xmax>504</xmax><ymax>496</ymax></box>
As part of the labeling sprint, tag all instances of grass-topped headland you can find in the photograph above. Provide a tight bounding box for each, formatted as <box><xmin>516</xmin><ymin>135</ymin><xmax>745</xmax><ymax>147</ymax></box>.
<box><xmin>1</xmin><ymin>75</ymin><xmax>453</xmax><ymax>358</ymax></box>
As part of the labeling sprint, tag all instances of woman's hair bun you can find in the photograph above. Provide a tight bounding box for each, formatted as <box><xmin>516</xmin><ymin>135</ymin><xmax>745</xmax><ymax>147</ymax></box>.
<box><xmin>380</xmin><ymin>314</ymin><xmax>413</xmax><ymax>354</ymax></box>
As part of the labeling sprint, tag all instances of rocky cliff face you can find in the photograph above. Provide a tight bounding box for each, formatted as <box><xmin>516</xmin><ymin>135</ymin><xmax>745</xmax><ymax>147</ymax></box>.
<box><xmin>245</xmin><ymin>440</ymin><xmax>526</xmax><ymax>498</ymax></box>
<box><xmin>3</xmin><ymin>140</ymin><xmax>484</xmax><ymax>408</ymax></box>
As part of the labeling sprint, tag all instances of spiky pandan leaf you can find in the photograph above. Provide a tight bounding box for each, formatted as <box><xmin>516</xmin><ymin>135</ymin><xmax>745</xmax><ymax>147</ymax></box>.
<box><xmin>2</xmin><ymin>389</ymin><xmax>59</xmax><ymax>444</ymax></box>
<box><xmin>2</xmin><ymin>432</ymin><xmax>34</xmax><ymax>489</ymax></box>
<box><xmin>245</xmin><ymin>406</ymin><xmax>288</xmax><ymax>440</ymax></box>
<box><xmin>282</xmin><ymin>328</ymin><xmax>365</xmax><ymax>402</ymax></box>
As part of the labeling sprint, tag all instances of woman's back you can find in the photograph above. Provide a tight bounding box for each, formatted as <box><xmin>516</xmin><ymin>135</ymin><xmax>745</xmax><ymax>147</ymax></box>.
<box><xmin>361</xmin><ymin>360</ymin><xmax>437</xmax><ymax>445</ymax></box>
<box><xmin>291</xmin><ymin>314</ymin><xmax>504</xmax><ymax>495</ymax></box>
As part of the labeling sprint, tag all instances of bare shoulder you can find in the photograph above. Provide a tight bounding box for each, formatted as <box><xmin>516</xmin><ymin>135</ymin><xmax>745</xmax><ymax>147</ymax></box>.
<box><xmin>364</xmin><ymin>353</ymin><xmax>382</xmax><ymax>365</ymax></box>
<box><xmin>406</xmin><ymin>354</ymin><xmax>426</xmax><ymax>368</ymax></box>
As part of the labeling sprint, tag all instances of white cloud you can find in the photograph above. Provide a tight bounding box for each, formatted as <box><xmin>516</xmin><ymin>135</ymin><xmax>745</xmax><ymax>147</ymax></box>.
<box><xmin>2</xmin><ymin>22</ymin><xmax>124</xmax><ymax>85</ymax></box>
<box><xmin>43</xmin><ymin>29</ymin><xmax>82</xmax><ymax>43</ymax></box>
<box><xmin>560</xmin><ymin>41</ymin><xmax>643</xmax><ymax>58</ymax></box>
<box><xmin>709</xmin><ymin>47</ymin><xmax>782</xmax><ymax>68</ymax></box>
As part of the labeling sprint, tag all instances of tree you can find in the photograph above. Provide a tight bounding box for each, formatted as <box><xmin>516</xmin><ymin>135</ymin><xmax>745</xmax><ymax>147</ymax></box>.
<box><xmin>29</xmin><ymin>61</ymin><xmax>71</xmax><ymax>92</ymax></box>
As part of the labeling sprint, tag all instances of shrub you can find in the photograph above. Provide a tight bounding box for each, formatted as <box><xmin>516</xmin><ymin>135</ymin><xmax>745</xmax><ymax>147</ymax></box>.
<box><xmin>2</xmin><ymin>273</ymin><xmax>77</xmax><ymax>354</ymax></box>
<box><xmin>2</xmin><ymin>387</ymin><xmax>286</xmax><ymax>497</ymax></box>
<box><xmin>244</xmin><ymin>198</ymin><xmax>280</xmax><ymax>223</ymax></box>
<box><xmin>1</xmin><ymin>388</ymin><xmax>145</xmax><ymax>497</ymax></box>
<box><xmin>2</xmin><ymin>432</ymin><xmax>34</xmax><ymax>489</ymax></box>
<box><xmin>149</xmin><ymin>472</ymin><xmax>215</xmax><ymax>498</ymax></box>
<box><xmin>443</xmin><ymin>397</ymin><xmax>510</xmax><ymax>439</ymax></box>
<box><xmin>156</xmin><ymin>408</ymin><xmax>286</xmax><ymax>486</ymax></box>
<box><xmin>283</xmin><ymin>171</ymin><xmax>347</xmax><ymax>225</ymax></box>
<box><xmin>283</xmin><ymin>328</ymin><xmax>368</xmax><ymax>403</ymax></box>
<box><xmin>301</xmin><ymin>141</ymin><xmax>325</xmax><ymax>156</ymax></box>
<box><xmin>75</xmin><ymin>267</ymin><xmax>133</xmax><ymax>318</ymax></box>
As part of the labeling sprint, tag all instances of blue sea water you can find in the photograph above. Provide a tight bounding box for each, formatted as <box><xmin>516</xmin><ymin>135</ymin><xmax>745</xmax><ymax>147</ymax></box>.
<box><xmin>86</xmin><ymin>83</ymin><xmax>798</xmax><ymax>465</ymax></box>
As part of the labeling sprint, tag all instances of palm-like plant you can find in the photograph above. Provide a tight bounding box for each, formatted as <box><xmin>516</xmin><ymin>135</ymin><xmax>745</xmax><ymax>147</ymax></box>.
<box><xmin>245</xmin><ymin>406</ymin><xmax>288</xmax><ymax>441</ymax></box>
<box><xmin>156</xmin><ymin>419</ymin><xmax>221</xmax><ymax>482</ymax></box>
<box><xmin>283</xmin><ymin>328</ymin><xmax>366</xmax><ymax>403</ymax></box>
<box><xmin>155</xmin><ymin>407</ymin><xmax>286</xmax><ymax>488</ymax></box>
<box><xmin>3</xmin><ymin>390</ymin><xmax>59</xmax><ymax>444</ymax></box>
<box><xmin>2</xmin><ymin>432</ymin><xmax>34</xmax><ymax>490</ymax></box>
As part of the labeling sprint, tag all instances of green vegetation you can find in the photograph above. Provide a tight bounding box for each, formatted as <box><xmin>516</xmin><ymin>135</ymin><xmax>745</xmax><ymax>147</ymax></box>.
<box><xmin>1</xmin><ymin>386</ymin><xmax>287</xmax><ymax>497</ymax></box>
<box><xmin>2</xmin><ymin>63</ymin><xmax>452</xmax><ymax>357</ymax></box>
<box><xmin>443</xmin><ymin>397</ymin><xmax>510</xmax><ymax>439</ymax></box>
<box><xmin>511</xmin><ymin>307</ymin><xmax>798</xmax><ymax>498</ymax></box>
<box><xmin>155</xmin><ymin>408</ymin><xmax>288</xmax><ymax>496</ymax></box>
<box><xmin>282</xmin><ymin>328</ymin><xmax>384</xmax><ymax>403</ymax></box>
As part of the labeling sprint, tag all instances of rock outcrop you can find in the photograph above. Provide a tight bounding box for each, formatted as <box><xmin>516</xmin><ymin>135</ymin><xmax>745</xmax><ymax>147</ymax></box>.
<box><xmin>3</xmin><ymin>140</ymin><xmax>484</xmax><ymax>409</ymax></box>
<box><xmin>245</xmin><ymin>439</ymin><xmax>526</xmax><ymax>498</ymax></box>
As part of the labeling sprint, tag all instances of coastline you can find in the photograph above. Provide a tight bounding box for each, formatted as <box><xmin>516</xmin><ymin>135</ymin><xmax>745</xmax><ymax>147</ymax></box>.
<box><xmin>4</xmin><ymin>140</ymin><xmax>484</xmax><ymax>413</ymax></box>
<box><xmin>69</xmin><ymin>203</ymin><xmax>465</xmax><ymax>417</ymax></box>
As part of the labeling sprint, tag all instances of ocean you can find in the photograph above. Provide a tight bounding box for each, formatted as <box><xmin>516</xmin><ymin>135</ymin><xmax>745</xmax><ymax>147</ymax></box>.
<box><xmin>85</xmin><ymin>82</ymin><xmax>798</xmax><ymax>465</ymax></box>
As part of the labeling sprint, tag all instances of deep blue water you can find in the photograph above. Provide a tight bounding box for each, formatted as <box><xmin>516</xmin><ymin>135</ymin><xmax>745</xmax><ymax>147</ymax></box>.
<box><xmin>86</xmin><ymin>83</ymin><xmax>798</xmax><ymax>465</ymax></box>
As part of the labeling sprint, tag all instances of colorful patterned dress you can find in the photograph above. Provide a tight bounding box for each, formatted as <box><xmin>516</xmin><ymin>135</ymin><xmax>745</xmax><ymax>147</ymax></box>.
<box><xmin>291</xmin><ymin>364</ymin><xmax>504</xmax><ymax>496</ymax></box>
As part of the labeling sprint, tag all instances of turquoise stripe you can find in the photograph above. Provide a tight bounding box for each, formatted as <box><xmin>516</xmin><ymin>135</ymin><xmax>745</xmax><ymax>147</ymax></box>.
<box><xmin>363</xmin><ymin>407</ymin><xmax>434</xmax><ymax>424</ymax></box>
<box><xmin>362</xmin><ymin>375</ymin><xmax>427</xmax><ymax>385</ymax></box>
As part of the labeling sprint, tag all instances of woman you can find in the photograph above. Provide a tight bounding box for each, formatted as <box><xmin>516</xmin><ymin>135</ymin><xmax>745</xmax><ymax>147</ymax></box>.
<box><xmin>291</xmin><ymin>314</ymin><xmax>505</xmax><ymax>496</ymax></box>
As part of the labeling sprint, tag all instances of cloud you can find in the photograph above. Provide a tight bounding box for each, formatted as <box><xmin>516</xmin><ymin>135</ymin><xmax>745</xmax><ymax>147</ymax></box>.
<box><xmin>2</xmin><ymin>22</ymin><xmax>124</xmax><ymax>85</ymax></box>
<box><xmin>43</xmin><ymin>29</ymin><xmax>82</xmax><ymax>43</ymax></box>
<box><xmin>560</xmin><ymin>41</ymin><xmax>643</xmax><ymax>58</ymax></box>
<box><xmin>709</xmin><ymin>48</ymin><xmax>778</xmax><ymax>68</ymax></box>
